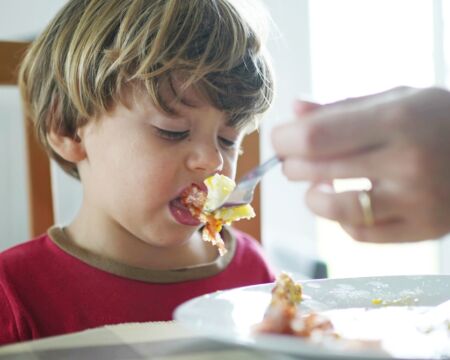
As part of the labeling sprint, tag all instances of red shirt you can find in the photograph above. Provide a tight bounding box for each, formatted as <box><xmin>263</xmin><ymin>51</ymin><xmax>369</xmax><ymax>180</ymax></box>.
<box><xmin>0</xmin><ymin>227</ymin><xmax>274</xmax><ymax>345</ymax></box>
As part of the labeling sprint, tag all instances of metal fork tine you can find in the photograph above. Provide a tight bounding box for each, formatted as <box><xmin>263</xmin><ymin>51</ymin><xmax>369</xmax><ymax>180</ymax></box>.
<box><xmin>215</xmin><ymin>156</ymin><xmax>280</xmax><ymax>210</ymax></box>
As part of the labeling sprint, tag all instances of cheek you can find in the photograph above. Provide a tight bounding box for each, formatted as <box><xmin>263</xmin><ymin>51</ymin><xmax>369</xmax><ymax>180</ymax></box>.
<box><xmin>97</xmin><ymin>154</ymin><xmax>178</xmax><ymax>218</ymax></box>
<box><xmin>85</xmin><ymin>134</ymin><xmax>176</xmax><ymax>198</ymax></box>
<box><xmin>113</xmin><ymin>149</ymin><xmax>176</xmax><ymax>195</ymax></box>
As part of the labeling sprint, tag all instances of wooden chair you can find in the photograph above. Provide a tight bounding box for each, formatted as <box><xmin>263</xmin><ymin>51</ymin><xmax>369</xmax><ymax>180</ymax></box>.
<box><xmin>0</xmin><ymin>41</ymin><xmax>54</xmax><ymax>238</ymax></box>
<box><xmin>0</xmin><ymin>40</ymin><xmax>261</xmax><ymax>241</ymax></box>
<box><xmin>233</xmin><ymin>132</ymin><xmax>261</xmax><ymax>241</ymax></box>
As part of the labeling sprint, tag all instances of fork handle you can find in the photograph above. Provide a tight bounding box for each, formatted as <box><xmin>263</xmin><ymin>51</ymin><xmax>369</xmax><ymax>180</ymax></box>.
<box><xmin>240</xmin><ymin>156</ymin><xmax>281</xmax><ymax>182</ymax></box>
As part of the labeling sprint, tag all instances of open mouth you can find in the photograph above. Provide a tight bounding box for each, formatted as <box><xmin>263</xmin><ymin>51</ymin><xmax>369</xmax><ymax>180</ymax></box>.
<box><xmin>169</xmin><ymin>198</ymin><xmax>201</xmax><ymax>226</ymax></box>
<box><xmin>169</xmin><ymin>183</ymin><xmax>207</xmax><ymax>226</ymax></box>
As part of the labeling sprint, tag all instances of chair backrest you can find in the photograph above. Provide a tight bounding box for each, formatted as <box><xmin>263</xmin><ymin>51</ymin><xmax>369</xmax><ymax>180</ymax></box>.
<box><xmin>233</xmin><ymin>132</ymin><xmax>261</xmax><ymax>241</ymax></box>
<box><xmin>0</xmin><ymin>40</ymin><xmax>261</xmax><ymax>241</ymax></box>
<box><xmin>0</xmin><ymin>41</ymin><xmax>54</xmax><ymax>238</ymax></box>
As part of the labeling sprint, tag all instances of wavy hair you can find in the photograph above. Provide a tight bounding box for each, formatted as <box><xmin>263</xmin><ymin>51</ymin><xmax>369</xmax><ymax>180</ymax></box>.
<box><xmin>19</xmin><ymin>0</ymin><xmax>274</xmax><ymax>178</ymax></box>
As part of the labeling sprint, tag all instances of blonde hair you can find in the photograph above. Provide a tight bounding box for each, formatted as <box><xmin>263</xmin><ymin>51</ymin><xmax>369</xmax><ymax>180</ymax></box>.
<box><xmin>19</xmin><ymin>0</ymin><xmax>274</xmax><ymax>179</ymax></box>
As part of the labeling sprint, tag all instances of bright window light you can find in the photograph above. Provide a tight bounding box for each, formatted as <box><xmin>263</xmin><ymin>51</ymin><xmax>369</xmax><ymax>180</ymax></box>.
<box><xmin>309</xmin><ymin>0</ymin><xmax>440</xmax><ymax>277</ymax></box>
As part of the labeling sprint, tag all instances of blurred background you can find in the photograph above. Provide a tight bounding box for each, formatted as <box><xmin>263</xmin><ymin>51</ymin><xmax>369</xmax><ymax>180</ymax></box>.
<box><xmin>1</xmin><ymin>0</ymin><xmax>449</xmax><ymax>278</ymax></box>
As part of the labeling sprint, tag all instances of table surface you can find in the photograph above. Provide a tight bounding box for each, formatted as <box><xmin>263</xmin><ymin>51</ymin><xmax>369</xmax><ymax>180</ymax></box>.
<box><xmin>0</xmin><ymin>321</ymin><xmax>298</xmax><ymax>360</ymax></box>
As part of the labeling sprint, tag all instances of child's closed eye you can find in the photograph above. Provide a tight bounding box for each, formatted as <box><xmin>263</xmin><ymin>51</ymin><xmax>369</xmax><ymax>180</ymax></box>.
<box><xmin>218</xmin><ymin>136</ymin><xmax>237</xmax><ymax>149</ymax></box>
<box><xmin>154</xmin><ymin>127</ymin><xmax>189</xmax><ymax>141</ymax></box>
<box><xmin>154</xmin><ymin>126</ymin><xmax>238</xmax><ymax>149</ymax></box>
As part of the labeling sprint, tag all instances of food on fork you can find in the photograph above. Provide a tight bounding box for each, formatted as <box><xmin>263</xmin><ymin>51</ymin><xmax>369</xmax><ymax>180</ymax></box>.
<box><xmin>181</xmin><ymin>174</ymin><xmax>255</xmax><ymax>256</ymax></box>
<box><xmin>180</xmin><ymin>184</ymin><xmax>208</xmax><ymax>220</ymax></box>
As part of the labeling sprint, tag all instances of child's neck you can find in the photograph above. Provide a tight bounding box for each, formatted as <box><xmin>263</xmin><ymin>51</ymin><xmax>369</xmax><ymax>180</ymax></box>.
<box><xmin>65</xmin><ymin>211</ymin><xmax>218</xmax><ymax>271</ymax></box>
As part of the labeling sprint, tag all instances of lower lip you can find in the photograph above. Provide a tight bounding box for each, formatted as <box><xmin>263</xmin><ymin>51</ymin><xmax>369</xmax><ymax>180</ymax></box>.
<box><xmin>169</xmin><ymin>200</ymin><xmax>201</xmax><ymax>226</ymax></box>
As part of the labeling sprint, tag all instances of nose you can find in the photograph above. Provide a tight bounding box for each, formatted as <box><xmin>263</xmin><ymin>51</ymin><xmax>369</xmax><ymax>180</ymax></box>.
<box><xmin>186</xmin><ymin>141</ymin><xmax>224</xmax><ymax>174</ymax></box>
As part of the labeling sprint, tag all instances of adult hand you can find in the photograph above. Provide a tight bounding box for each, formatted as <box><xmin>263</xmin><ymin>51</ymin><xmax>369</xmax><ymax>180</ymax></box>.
<box><xmin>271</xmin><ymin>87</ymin><xmax>450</xmax><ymax>243</ymax></box>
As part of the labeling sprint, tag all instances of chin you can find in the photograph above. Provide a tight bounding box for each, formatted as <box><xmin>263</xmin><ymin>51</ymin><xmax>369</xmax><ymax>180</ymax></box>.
<box><xmin>142</xmin><ymin>226</ymin><xmax>200</xmax><ymax>248</ymax></box>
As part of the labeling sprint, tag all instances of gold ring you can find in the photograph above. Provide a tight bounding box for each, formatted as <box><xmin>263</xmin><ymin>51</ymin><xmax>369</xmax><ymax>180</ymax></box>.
<box><xmin>358</xmin><ymin>190</ymin><xmax>374</xmax><ymax>226</ymax></box>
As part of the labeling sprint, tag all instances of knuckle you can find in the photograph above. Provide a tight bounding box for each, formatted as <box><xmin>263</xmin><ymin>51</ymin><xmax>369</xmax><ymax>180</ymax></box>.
<box><xmin>394</xmin><ymin>85</ymin><xmax>411</xmax><ymax>93</ymax></box>
<box><xmin>402</xmin><ymin>147</ymin><xmax>429</xmax><ymax>179</ymax></box>
<box><xmin>425</xmin><ymin>86</ymin><xmax>449</xmax><ymax>100</ymax></box>
<box><xmin>300</xmin><ymin>122</ymin><xmax>326</xmax><ymax>155</ymax></box>
<box><xmin>380</xmin><ymin>101</ymin><xmax>411</xmax><ymax>131</ymax></box>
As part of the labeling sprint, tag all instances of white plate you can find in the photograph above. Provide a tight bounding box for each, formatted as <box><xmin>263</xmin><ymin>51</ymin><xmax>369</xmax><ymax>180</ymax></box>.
<box><xmin>174</xmin><ymin>275</ymin><xmax>450</xmax><ymax>359</ymax></box>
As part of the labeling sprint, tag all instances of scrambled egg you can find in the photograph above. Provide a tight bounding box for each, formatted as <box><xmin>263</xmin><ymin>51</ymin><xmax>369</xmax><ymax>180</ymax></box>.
<box><xmin>202</xmin><ymin>174</ymin><xmax>236</xmax><ymax>212</ymax></box>
<box><xmin>200</xmin><ymin>174</ymin><xmax>255</xmax><ymax>256</ymax></box>
<box><xmin>271</xmin><ymin>272</ymin><xmax>303</xmax><ymax>306</ymax></box>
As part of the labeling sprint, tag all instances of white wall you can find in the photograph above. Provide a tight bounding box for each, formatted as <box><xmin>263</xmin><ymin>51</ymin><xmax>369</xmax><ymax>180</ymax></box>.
<box><xmin>0</xmin><ymin>87</ymin><xmax>28</xmax><ymax>250</ymax></box>
<box><xmin>307</xmin><ymin>0</ymin><xmax>446</xmax><ymax>277</ymax></box>
<box><xmin>259</xmin><ymin>0</ymin><xmax>319</xmax><ymax>275</ymax></box>
<box><xmin>51</xmin><ymin>163</ymin><xmax>82</xmax><ymax>226</ymax></box>
<box><xmin>0</xmin><ymin>0</ymin><xmax>67</xmax><ymax>40</ymax></box>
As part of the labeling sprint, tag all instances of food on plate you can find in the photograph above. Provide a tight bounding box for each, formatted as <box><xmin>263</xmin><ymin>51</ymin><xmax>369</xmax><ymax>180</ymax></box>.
<box><xmin>371</xmin><ymin>296</ymin><xmax>419</xmax><ymax>306</ymax></box>
<box><xmin>270</xmin><ymin>271</ymin><xmax>303</xmax><ymax>305</ymax></box>
<box><xmin>255</xmin><ymin>273</ymin><xmax>450</xmax><ymax>358</ymax></box>
<box><xmin>255</xmin><ymin>272</ymin><xmax>337</xmax><ymax>338</ymax></box>
<box><xmin>181</xmin><ymin>174</ymin><xmax>255</xmax><ymax>256</ymax></box>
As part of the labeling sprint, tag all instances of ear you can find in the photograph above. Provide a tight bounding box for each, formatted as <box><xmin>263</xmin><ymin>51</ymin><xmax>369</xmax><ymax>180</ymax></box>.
<box><xmin>47</xmin><ymin>129</ymin><xmax>87</xmax><ymax>163</ymax></box>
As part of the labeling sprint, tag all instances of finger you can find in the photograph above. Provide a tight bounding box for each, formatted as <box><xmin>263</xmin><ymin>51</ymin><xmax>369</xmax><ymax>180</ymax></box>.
<box><xmin>341</xmin><ymin>220</ymin><xmax>433</xmax><ymax>243</ymax></box>
<box><xmin>314</xmin><ymin>86</ymin><xmax>414</xmax><ymax>110</ymax></box>
<box><xmin>293</xmin><ymin>99</ymin><xmax>321</xmax><ymax>116</ymax></box>
<box><xmin>272</xmin><ymin>101</ymin><xmax>388</xmax><ymax>160</ymax></box>
<box><xmin>281</xmin><ymin>144</ymin><xmax>389</xmax><ymax>182</ymax></box>
<box><xmin>293</xmin><ymin>91</ymin><xmax>386</xmax><ymax>117</ymax></box>
<box><xmin>305</xmin><ymin>183</ymin><xmax>399</xmax><ymax>226</ymax></box>
<box><xmin>272</xmin><ymin>87</ymin><xmax>416</xmax><ymax>161</ymax></box>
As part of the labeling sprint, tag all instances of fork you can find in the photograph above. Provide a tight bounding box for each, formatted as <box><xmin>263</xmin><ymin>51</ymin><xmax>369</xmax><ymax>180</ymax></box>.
<box><xmin>213</xmin><ymin>156</ymin><xmax>281</xmax><ymax>211</ymax></box>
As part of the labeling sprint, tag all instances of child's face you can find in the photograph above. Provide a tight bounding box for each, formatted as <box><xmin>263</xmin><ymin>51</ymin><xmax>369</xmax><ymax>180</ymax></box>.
<box><xmin>78</xmin><ymin>87</ymin><xmax>246</xmax><ymax>247</ymax></box>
